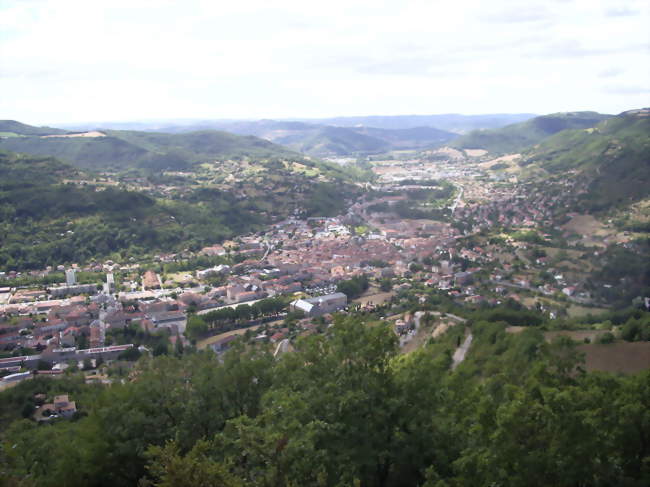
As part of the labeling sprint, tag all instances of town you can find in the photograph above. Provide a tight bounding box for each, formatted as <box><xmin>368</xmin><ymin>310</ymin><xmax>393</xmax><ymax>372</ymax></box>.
<box><xmin>3</xmin><ymin>147</ymin><xmax>644</xmax><ymax>392</ymax></box>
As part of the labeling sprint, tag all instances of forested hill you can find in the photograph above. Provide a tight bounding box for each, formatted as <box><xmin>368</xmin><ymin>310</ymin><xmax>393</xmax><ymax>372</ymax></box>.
<box><xmin>0</xmin><ymin>150</ymin><xmax>79</xmax><ymax>187</ymax></box>
<box><xmin>451</xmin><ymin>111</ymin><xmax>612</xmax><ymax>154</ymax></box>
<box><xmin>0</xmin><ymin>121</ymin><xmax>303</xmax><ymax>172</ymax></box>
<box><xmin>522</xmin><ymin>108</ymin><xmax>650</xmax><ymax>212</ymax></box>
<box><xmin>0</xmin><ymin>120</ymin><xmax>66</xmax><ymax>136</ymax></box>
<box><xmin>0</xmin><ymin>150</ymin><xmax>357</xmax><ymax>270</ymax></box>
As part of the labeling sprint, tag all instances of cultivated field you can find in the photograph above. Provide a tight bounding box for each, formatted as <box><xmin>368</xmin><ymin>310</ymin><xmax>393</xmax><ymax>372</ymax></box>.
<box><xmin>544</xmin><ymin>329</ymin><xmax>609</xmax><ymax>342</ymax></box>
<box><xmin>577</xmin><ymin>342</ymin><xmax>650</xmax><ymax>374</ymax></box>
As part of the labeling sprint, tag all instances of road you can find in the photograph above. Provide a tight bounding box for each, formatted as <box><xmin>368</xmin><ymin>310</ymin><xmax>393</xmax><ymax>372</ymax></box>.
<box><xmin>452</xmin><ymin>333</ymin><xmax>473</xmax><ymax>370</ymax></box>
<box><xmin>399</xmin><ymin>311</ymin><xmax>425</xmax><ymax>348</ymax></box>
<box><xmin>450</xmin><ymin>184</ymin><xmax>464</xmax><ymax>215</ymax></box>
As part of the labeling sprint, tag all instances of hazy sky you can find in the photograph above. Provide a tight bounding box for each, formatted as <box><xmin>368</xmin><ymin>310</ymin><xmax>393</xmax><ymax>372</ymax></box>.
<box><xmin>1</xmin><ymin>0</ymin><xmax>649</xmax><ymax>124</ymax></box>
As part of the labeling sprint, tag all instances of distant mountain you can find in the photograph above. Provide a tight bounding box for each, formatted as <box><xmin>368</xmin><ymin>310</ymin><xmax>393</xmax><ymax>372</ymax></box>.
<box><xmin>452</xmin><ymin>111</ymin><xmax>612</xmax><ymax>154</ymax></box>
<box><xmin>55</xmin><ymin>113</ymin><xmax>535</xmax><ymax>157</ymax></box>
<box><xmin>296</xmin><ymin>113</ymin><xmax>537</xmax><ymax>132</ymax></box>
<box><xmin>56</xmin><ymin>113</ymin><xmax>537</xmax><ymax>134</ymax></box>
<box><xmin>0</xmin><ymin>122</ymin><xmax>303</xmax><ymax>172</ymax></box>
<box><xmin>107</xmin><ymin>119</ymin><xmax>458</xmax><ymax>157</ymax></box>
<box><xmin>278</xmin><ymin>125</ymin><xmax>388</xmax><ymax>156</ymax></box>
<box><xmin>523</xmin><ymin>109</ymin><xmax>650</xmax><ymax>212</ymax></box>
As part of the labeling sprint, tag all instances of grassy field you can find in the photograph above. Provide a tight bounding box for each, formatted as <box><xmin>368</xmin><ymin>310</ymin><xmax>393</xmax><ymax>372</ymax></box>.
<box><xmin>577</xmin><ymin>342</ymin><xmax>650</xmax><ymax>373</ymax></box>
<box><xmin>560</xmin><ymin>214</ymin><xmax>628</xmax><ymax>247</ymax></box>
<box><xmin>353</xmin><ymin>289</ymin><xmax>395</xmax><ymax>307</ymax></box>
<box><xmin>544</xmin><ymin>329</ymin><xmax>609</xmax><ymax>343</ymax></box>
<box><xmin>566</xmin><ymin>304</ymin><xmax>609</xmax><ymax>318</ymax></box>
<box><xmin>506</xmin><ymin>327</ymin><xmax>610</xmax><ymax>343</ymax></box>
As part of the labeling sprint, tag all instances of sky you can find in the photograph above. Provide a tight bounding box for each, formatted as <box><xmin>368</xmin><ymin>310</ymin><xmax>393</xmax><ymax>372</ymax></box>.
<box><xmin>1</xmin><ymin>0</ymin><xmax>649</xmax><ymax>125</ymax></box>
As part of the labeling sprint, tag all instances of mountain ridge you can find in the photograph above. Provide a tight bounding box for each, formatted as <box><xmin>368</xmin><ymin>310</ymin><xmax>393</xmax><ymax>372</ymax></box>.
<box><xmin>0</xmin><ymin>123</ymin><xmax>304</xmax><ymax>171</ymax></box>
<box><xmin>451</xmin><ymin>111</ymin><xmax>613</xmax><ymax>154</ymax></box>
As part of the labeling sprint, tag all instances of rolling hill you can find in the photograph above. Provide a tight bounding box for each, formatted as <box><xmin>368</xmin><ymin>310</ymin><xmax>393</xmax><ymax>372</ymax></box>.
<box><xmin>0</xmin><ymin>148</ymin><xmax>359</xmax><ymax>270</ymax></box>
<box><xmin>452</xmin><ymin>111</ymin><xmax>612</xmax><ymax>154</ymax></box>
<box><xmin>295</xmin><ymin>113</ymin><xmax>537</xmax><ymax>132</ymax></box>
<box><xmin>104</xmin><ymin>119</ymin><xmax>458</xmax><ymax>157</ymax></box>
<box><xmin>0</xmin><ymin>120</ymin><xmax>66</xmax><ymax>137</ymax></box>
<box><xmin>523</xmin><ymin>109</ymin><xmax>650</xmax><ymax>212</ymax></box>
<box><xmin>57</xmin><ymin>113</ymin><xmax>537</xmax><ymax>134</ymax></box>
<box><xmin>60</xmin><ymin>115</ymin><xmax>544</xmax><ymax>157</ymax></box>
<box><xmin>0</xmin><ymin>121</ymin><xmax>303</xmax><ymax>172</ymax></box>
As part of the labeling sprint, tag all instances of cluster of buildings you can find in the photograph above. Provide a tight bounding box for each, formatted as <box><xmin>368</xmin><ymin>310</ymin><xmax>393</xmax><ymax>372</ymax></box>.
<box><xmin>0</xmin><ymin>155</ymin><xmax>608</xmax><ymax>379</ymax></box>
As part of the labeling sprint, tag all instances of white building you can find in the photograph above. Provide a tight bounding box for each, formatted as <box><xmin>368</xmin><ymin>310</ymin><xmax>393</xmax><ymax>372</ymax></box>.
<box><xmin>290</xmin><ymin>292</ymin><xmax>348</xmax><ymax>317</ymax></box>
<box><xmin>65</xmin><ymin>268</ymin><xmax>76</xmax><ymax>286</ymax></box>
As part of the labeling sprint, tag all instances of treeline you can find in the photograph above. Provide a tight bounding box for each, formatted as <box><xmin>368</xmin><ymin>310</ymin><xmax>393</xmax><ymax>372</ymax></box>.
<box><xmin>1</xmin><ymin>316</ymin><xmax>648</xmax><ymax>486</ymax></box>
<box><xmin>186</xmin><ymin>297</ymin><xmax>287</xmax><ymax>340</ymax></box>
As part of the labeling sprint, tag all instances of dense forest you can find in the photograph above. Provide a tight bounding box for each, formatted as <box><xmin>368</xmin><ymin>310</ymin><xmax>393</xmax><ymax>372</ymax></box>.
<box><xmin>1</xmin><ymin>314</ymin><xmax>648</xmax><ymax>487</ymax></box>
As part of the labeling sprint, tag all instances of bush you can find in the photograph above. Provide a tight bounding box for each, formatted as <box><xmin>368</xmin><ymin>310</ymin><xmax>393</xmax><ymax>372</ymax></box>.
<box><xmin>118</xmin><ymin>347</ymin><xmax>142</xmax><ymax>362</ymax></box>
<box><xmin>597</xmin><ymin>332</ymin><xmax>615</xmax><ymax>344</ymax></box>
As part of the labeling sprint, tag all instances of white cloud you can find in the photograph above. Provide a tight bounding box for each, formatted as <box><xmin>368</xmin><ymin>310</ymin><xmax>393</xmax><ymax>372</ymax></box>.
<box><xmin>0</xmin><ymin>0</ymin><xmax>648</xmax><ymax>124</ymax></box>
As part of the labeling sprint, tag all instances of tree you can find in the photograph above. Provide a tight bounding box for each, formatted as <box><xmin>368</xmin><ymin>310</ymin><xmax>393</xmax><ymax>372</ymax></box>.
<box><xmin>144</xmin><ymin>440</ymin><xmax>242</xmax><ymax>487</ymax></box>
<box><xmin>37</xmin><ymin>359</ymin><xmax>52</xmax><ymax>371</ymax></box>
<box><xmin>118</xmin><ymin>347</ymin><xmax>142</xmax><ymax>362</ymax></box>
<box><xmin>186</xmin><ymin>316</ymin><xmax>208</xmax><ymax>341</ymax></box>
<box><xmin>153</xmin><ymin>342</ymin><xmax>169</xmax><ymax>357</ymax></box>
<box><xmin>598</xmin><ymin>331</ymin><xmax>615</xmax><ymax>344</ymax></box>
<box><xmin>337</xmin><ymin>275</ymin><xmax>369</xmax><ymax>299</ymax></box>
<box><xmin>379</xmin><ymin>278</ymin><xmax>393</xmax><ymax>292</ymax></box>
<box><xmin>174</xmin><ymin>336</ymin><xmax>184</xmax><ymax>356</ymax></box>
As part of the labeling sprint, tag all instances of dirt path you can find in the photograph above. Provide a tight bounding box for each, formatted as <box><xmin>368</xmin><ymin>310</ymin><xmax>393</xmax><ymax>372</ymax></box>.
<box><xmin>452</xmin><ymin>332</ymin><xmax>473</xmax><ymax>370</ymax></box>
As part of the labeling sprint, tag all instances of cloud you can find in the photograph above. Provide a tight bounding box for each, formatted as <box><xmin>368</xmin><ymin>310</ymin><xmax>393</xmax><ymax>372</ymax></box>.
<box><xmin>479</xmin><ymin>5</ymin><xmax>553</xmax><ymax>23</ymax></box>
<box><xmin>598</xmin><ymin>67</ymin><xmax>625</xmax><ymax>78</ymax></box>
<box><xmin>603</xmin><ymin>84</ymin><xmax>650</xmax><ymax>95</ymax></box>
<box><xmin>1</xmin><ymin>0</ymin><xmax>649</xmax><ymax>122</ymax></box>
<box><xmin>532</xmin><ymin>40</ymin><xmax>648</xmax><ymax>58</ymax></box>
<box><xmin>605</xmin><ymin>7</ymin><xmax>639</xmax><ymax>17</ymax></box>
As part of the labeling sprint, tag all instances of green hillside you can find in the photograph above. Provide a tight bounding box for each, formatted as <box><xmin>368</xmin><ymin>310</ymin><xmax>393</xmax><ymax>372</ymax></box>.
<box><xmin>452</xmin><ymin>111</ymin><xmax>612</xmax><ymax>154</ymax></box>
<box><xmin>0</xmin><ymin>124</ymin><xmax>302</xmax><ymax>172</ymax></box>
<box><xmin>354</xmin><ymin>126</ymin><xmax>456</xmax><ymax>149</ymax></box>
<box><xmin>522</xmin><ymin>109</ymin><xmax>650</xmax><ymax>212</ymax></box>
<box><xmin>0</xmin><ymin>150</ymin><xmax>358</xmax><ymax>270</ymax></box>
<box><xmin>284</xmin><ymin>126</ymin><xmax>389</xmax><ymax>156</ymax></box>
<box><xmin>0</xmin><ymin>120</ymin><xmax>66</xmax><ymax>137</ymax></box>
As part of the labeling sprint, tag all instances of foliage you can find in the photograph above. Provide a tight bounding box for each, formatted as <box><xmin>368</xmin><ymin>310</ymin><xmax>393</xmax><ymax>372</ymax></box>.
<box><xmin>451</xmin><ymin>111</ymin><xmax>611</xmax><ymax>154</ymax></box>
<box><xmin>0</xmin><ymin>316</ymin><xmax>649</xmax><ymax>486</ymax></box>
<box><xmin>524</xmin><ymin>110</ymin><xmax>650</xmax><ymax>211</ymax></box>
<box><xmin>0</xmin><ymin>126</ymin><xmax>301</xmax><ymax>172</ymax></box>
<box><xmin>620</xmin><ymin>313</ymin><xmax>650</xmax><ymax>342</ymax></box>
<box><xmin>336</xmin><ymin>274</ymin><xmax>369</xmax><ymax>299</ymax></box>
<box><xmin>0</xmin><ymin>150</ymin><xmax>357</xmax><ymax>270</ymax></box>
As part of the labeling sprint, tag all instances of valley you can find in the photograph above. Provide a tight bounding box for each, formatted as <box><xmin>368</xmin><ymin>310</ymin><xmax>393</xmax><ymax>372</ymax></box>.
<box><xmin>1</xmin><ymin>109</ymin><xmax>649</xmax><ymax>487</ymax></box>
